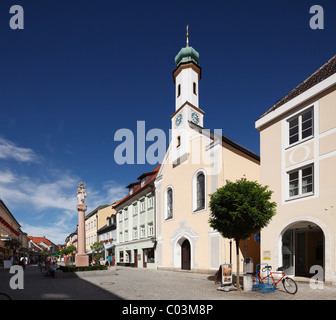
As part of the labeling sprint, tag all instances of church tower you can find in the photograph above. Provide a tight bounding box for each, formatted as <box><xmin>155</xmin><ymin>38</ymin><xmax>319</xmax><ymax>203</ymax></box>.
<box><xmin>171</xmin><ymin>27</ymin><xmax>204</xmax><ymax>164</ymax></box>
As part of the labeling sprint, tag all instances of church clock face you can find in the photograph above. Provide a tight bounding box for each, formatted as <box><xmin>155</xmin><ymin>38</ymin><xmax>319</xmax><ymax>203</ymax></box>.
<box><xmin>175</xmin><ymin>113</ymin><xmax>183</xmax><ymax>127</ymax></box>
<box><xmin>191</xmin><ymin>112</ymin><xmax>200</xmax><ymax>125</ymax></box>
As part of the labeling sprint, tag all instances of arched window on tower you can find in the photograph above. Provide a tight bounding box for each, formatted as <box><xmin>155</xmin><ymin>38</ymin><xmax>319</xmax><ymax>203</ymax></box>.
<box><xmin>177</xmin><ymin>84</ymin><xmax>181</xmax><ymax>97</ymax></box>
<box><xmin>193</xmin><ymin>82</ymin><xmax>197</xmax><ymax>95</ymax></box>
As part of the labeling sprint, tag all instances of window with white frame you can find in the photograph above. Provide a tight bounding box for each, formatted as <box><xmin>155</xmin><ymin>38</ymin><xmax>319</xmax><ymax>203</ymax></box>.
<box><xmin>288</xmin><ymin>108</ymin><xmax>313</xmax><ymax>146</ymax></box>
<box><xmin>288</xmin><ymin>165</ymin><xmax>314</xmax><ymax>198</ymax></box>
<box><xmin>140</xmin><ymin>199</ymin><xmax>145</xmax><ymax>212</ymax></box>
<box><xmin>165</xmin><ymin>187</ymin><xmax>173</xmax><ymax>220</ymax></box>
<box><xmin>140</xmin><ymin>225</ymin><xmax>145</xmax><ymax>238</ymax></box>
<box><xmin>119</xmin><ymin>211</ymin><xmax>122</xmax><ymax>222</ymax></box>
<box><xmin>133</xmin><ymin>203</ymin><xmax>138</xmax><ymax>216</ymax></box>
<box><xmin>119</xmin><ymin>232</ymin><xmax>123</xmax><ymax>242</ymax></box>
<box><xmin>124</xmin><ymin>207</ymin><xmax>128</xmax><ymax>220</ymax></box>
<box><xmin>148</xmin><ymin>223</ymin><xmax>154</xmax><ymax>237</ymax></box>
<box><xmin>133</xmin><ymin>227</ymin><xmax>138</xmax><ymax>240</ymax></box>
<box><xmin>124</xmin><ymin>230</ymin><xmax>128</xmax><ymax>242</ymax></box>
<box><xmin>148</xmin><ymin>195</ymin><xmax>153</xmax><ymax>208</ymax></box>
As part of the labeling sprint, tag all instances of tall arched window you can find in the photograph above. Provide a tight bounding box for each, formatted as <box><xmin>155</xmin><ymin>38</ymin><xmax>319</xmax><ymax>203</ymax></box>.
<box><xmin>192</xmin><ymin>170</ymin><xmax>206</xmax><ymax>212</ymax></box>
<box><xmin>165</xmin><ymin>187</ymin><xmax>174</xmax><ymax>220</ymax></box>
<box><xmin>196</xmin><ymin>173</ymin><xmax>205</xmax><ymax>210</ymax></box>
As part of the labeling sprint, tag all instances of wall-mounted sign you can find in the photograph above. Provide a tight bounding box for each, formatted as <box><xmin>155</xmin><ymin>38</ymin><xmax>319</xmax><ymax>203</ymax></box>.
<box><xmin>254</xmin><ymin>233</ymin><xmax>260</xmax><ymax>243</ymax></box>
<box><xmin>263</xmin><ymin>250</ymin><xmax>271</xmax><ymax>261</ymax></box>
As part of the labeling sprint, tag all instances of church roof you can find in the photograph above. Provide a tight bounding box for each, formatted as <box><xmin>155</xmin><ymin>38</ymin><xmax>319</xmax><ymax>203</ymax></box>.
<box><xmin>189</xmin><ymin>121</ymin><xmax>260</xmax><ymax>161</ymax></box>
<box><xmin>175</xmin><ymin>45</ymin><xmax>200</xmax><ymax>68</ymax></box>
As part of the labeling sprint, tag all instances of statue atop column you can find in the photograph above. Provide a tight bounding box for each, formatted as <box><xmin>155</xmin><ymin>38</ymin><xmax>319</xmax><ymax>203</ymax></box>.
<box><xmin>75</xmin><ymin>181</ymin><xmax>89</xmax><ymax>266</ymax></box>
<box><xmin>77</xmin><ymin>182</ymin><xmax>87</xmax><ymax>205</ymax></box>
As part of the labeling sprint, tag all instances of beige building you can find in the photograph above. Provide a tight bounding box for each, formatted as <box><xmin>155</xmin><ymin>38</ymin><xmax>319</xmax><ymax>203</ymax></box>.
<box><xmin>155</xmin><ymin>38</ymin><xmax>260</xmax><ymax>273</ymax></box>
<box><xmin>85</xmin><ymin>204</ymin><xmax>118</xmax><ymax>254</ymax></box>
<box><xmin>85</xmin><ymin>205</ymin><xmax>108</xmax><ymax>252</ymax></box>
<box><xmin>255</xmin><ymin>54</ymin><xmax>336</xmax><ymax>282</ymax></box>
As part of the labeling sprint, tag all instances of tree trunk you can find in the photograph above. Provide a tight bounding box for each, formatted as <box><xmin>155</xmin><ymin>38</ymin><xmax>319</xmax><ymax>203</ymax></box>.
<box><xmin>235</xmin><ymin>238</ymin><xmax>240</xmax><ymax>291</ymax></box>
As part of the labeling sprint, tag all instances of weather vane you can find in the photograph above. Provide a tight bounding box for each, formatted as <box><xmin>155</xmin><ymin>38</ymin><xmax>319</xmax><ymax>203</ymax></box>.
<box><xmin>186</xmin><ymin>25</ymin><xmax>189</xmax><ymax>46</ymax></box>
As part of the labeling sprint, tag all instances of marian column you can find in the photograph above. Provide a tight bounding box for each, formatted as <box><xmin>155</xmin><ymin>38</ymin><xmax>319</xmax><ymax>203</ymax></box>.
<box><xmin>75</xmin><ymin>182</ymin><xmax>89</xmax><ymax>267</ymax></box>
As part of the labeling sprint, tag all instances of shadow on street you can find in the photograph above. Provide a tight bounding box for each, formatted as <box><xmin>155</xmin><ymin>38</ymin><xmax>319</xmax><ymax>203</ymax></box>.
<box><xmin>0</xmin><ymin>264</ymin><xmax>123</xmax><ymax>300</ymax></box>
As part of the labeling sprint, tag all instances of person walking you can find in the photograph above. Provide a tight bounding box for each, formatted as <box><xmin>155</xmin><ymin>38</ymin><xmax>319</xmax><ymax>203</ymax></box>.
<box><xmin>108</xmin><ymin>254</ymin><xmax>112</xmax><ymax>267</ymax></box>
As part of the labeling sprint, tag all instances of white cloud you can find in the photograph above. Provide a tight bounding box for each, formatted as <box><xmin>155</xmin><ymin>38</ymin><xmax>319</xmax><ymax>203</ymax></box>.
<box><xmin>0</xmin><ymin>138</ymin><xmax>127</xmax><ymax>244</ymax></box>
<box><xmin>0</xmin><ymin>137</ymin><xmax>40</xmax><ymax>162</ymax></box>
<box><xmin>0</xmin><ymin>168</ymin><xmax>127</xmax><ymax>244</ymax></box>
<box><xmin>0</xmin><ymin>170</ymin><xmax>16</xmax><ymax>183</ymax></box>
<box><xmin>20</xmin><ymin>222</ymin><xmax>70</xmax><ymax>245</ymax></box>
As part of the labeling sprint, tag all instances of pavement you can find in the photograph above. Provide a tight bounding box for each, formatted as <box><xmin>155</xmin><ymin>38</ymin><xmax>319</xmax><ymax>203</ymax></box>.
<box><xmin>1</xmin><ymin>264</ymin><xmax>336</xmax><ymax>301</ymax></box>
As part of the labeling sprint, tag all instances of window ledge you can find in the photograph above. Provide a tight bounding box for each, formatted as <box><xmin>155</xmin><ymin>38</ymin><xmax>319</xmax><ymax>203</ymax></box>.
<box><xmin>285</xmin><ymin>192</ymin><xmax>314</xmax><ymax>202</ymax></box>
<box><xmin>193</xmin><ymin>207</ymin><xmax>206</xmax><ymax>214</ymax></box>
<box><xmin>285</xmin><ymin>135</ymin><xmax>314</xmax><ymax>150</ymax></box>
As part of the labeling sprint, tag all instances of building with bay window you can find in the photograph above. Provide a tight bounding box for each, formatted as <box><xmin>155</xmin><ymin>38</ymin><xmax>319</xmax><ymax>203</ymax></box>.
<box><xmin>115</xmin><ymin>165</ymin><xmax>159</xmax><ymax>269</ymax></box>
<box><xmin>255</xmin><ymin>54</ymin><xmax>336</xmax><ymax>283</ymax></box>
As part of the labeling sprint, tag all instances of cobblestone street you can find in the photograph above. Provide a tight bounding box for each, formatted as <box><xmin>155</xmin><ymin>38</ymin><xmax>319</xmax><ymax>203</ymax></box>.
<box><xmin>1</xmin><ymin>264</ymin><xmax>336</xmax><ymax>301</ymax></box>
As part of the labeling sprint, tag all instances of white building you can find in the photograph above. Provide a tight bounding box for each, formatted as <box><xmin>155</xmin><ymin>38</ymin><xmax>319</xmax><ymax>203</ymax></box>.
<box><xmin>115</xmin><ymin>165</ymin><xmax>159</xmax><ymax>269</ymax></box>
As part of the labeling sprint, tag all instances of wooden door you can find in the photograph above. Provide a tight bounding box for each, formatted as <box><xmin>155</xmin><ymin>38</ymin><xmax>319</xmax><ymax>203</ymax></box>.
<box><xmin>181</xmin><ymin>239</ymin><xmax>191</xmax><ymax>270</ymax></box>
<box><xmin>134</xmin><ymin>250</ymin><xmax>138</xmax><ymax>268</ymax></box>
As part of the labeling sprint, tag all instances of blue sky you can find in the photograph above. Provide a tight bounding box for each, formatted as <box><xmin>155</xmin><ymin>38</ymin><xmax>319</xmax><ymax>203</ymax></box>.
<box><xmin>0</xmin><ymin>0</ymin><xmax>335</xmax><ymax>244</ymax></box>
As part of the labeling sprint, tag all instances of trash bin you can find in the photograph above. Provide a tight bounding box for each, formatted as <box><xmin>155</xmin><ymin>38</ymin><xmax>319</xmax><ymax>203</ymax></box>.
<box><xmin>243</xmin><ymin>258</ymin><xmax>254</xmax><ymax>291</ymax></box>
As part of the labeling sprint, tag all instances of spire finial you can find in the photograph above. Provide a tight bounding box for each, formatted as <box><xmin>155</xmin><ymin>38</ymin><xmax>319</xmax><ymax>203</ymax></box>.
<box><xmin>186</xmin><ymin>25</ymin><xmax>189</xmax><ymax>47</ymax></box>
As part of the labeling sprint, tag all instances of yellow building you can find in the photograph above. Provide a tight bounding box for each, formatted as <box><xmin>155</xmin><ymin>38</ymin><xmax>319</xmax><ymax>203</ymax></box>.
<box><xmin>155</xmin><ymin>38</ymin><xmax>260</xmax><ymax>273</ymax></box>
<box><xmin>255</xmin><ymin>54</ymin><xmax>336</xmax><ymax>283</ymax></box>
<box><xmin>85</xmin><ymin>204</ymin><xmax>118</xmax><ymax>254</ymax></box>
<box><xmin>85</xmin><ymin>205</ymin><xmax>108</xmax><ymax>252</ymax></box>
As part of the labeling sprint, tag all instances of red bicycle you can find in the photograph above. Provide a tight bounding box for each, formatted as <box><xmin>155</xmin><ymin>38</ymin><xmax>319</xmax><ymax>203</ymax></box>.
<box><xmin>257</xmin><ymin>265</ymin><xmax>298</xmax><ymax>294</ymax></box>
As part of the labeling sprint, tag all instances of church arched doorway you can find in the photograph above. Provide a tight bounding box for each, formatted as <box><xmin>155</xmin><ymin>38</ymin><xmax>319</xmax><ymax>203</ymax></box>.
<box><xmin>181</xmin><ymin>239</ymin><xmax>191</xmax><ymax>270</ymax></box>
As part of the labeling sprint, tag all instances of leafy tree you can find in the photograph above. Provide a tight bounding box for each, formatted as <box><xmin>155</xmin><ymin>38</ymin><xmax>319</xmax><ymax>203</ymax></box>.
<box><xmin>4</xmin><ymin>238</ymin><xmax>22</xmax><ymax>260</ymax></box>
<box><xmin>91</xmin><ymin>242</ymin><xmax>104</xmax><ymax>263</ymax></box>
<box><xmin>209</xmin><ymin>178</ymin><xmax>277</xmax><ymax>290</ymax></box>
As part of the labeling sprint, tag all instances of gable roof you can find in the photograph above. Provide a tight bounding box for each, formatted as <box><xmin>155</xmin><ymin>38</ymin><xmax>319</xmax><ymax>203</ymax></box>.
<box><xmin>28</xmin><ymin>236</ymin><xmax>55</xmax><ymax>247</ymax></box>
<box><xmin>258</xmin><ymin>54</ymin><xmax>336</xmax><ymax>120</ymax></box>
<box><xmin>114</xmin><ymin>165</ymin><xmax>160</xmax><ymax>208</ymax></box>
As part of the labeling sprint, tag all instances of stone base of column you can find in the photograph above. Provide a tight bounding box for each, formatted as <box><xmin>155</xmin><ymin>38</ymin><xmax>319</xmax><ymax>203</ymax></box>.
<box><xmin>75</xmin><ymin>254</ymin><xmax>89</xmax><ymax>267</ymax></box>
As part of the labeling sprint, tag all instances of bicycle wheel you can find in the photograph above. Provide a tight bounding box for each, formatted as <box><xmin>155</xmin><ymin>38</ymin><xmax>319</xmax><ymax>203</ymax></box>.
<box><xmin>0</xmin><ymin>293</ymin><xmax>12</xmax><ymax>300</ymax></box>
<box><xmin>41</xmin><ymin>267</ymin><xmax>48</xmax><ymax>275</ymax></box>
<box><xmin>283</xmin><ymin>277</ymin><xmax>298</xmax><ymax>294</ymax></box>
